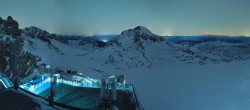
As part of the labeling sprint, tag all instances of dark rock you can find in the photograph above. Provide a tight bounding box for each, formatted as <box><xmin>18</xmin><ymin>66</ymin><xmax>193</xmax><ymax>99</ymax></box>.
<box><xmin>53</xmin><ymin>34</ymin><xmax>68</xmax><ymax>44</ymax></box>
<box><xmin>7</xmin><ymin>16</ymin><xmax>13</xmax><ymax>21</ymax></box>
<box><xmin>39</xmin><ymin>37</ymin><xmax>51</xmax><ymax>45</ymax></box>
<box><xmin>78</xmin><ymin>37</ymin><xmax>99</xmax><ymax>47</ymax></box>
<box><xmin>133</xmin><ymin>26</ymin><xmax>142</xmax><ymax>31</ymax></box>
<box><xmin>22</xmin><ymin>26</ymin><xmax>68</xmax><ymax>44</ymax></box>
<box><xmin>0</xmin><ymin>17</ymin><xmax>3</xmax><ymax>24</ymax></box>
<box><xmin>97</xmin><ymin>41</ymin><xmax>107</xmax><ymax>47</ymax></box>
<box><xmin>121</xmin><ymin>26</ymin><xmax>165</xmax><ymax>43</ymax></box>
<box><xmin>0</xmin><ymin>37</ymin><xmax>39</xmax><ymax>82</ymax></box>
<box><xmin>0</xmin><ymin>16</ymin><xmax>21</xmax><ymax>36</ymax></box>
<box><xmin>0</xmin><ymin>41</ymin><xmax>8</xmax><ymax>72</ymax></box>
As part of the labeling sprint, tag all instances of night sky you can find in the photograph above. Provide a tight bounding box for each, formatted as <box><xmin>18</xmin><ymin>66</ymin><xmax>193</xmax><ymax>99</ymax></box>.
<box><xmin>0</xmin><ymin>0</ymin><xmax>250</xmax><ymax>36</ymax></box>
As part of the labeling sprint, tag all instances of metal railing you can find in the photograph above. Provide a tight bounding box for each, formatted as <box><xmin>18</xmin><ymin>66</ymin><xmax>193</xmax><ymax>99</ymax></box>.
<box><xmin>131</xmin><ymin>84</ymin><xmax>144</xmax><ymax>110</ymax></box>
<box><xmin>0</xmin><ymin>73</ymin><xmax>13</xmax><ymax>89</ymax></box>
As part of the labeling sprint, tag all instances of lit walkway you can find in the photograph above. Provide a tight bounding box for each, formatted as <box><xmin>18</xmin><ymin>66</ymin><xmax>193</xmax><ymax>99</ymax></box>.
<box><xmin>20</xmin><ymin>74</ymin><xmax>133</xmax><ymax>95</ymax></box>
<box><xmin>0</xmin><ymin>73</ymin><xmax>13</xmax><ymax>89</ymax></box>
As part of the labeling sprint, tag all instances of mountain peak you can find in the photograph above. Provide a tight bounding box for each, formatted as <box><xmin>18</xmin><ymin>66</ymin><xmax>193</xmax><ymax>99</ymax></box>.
<box><xmin>120</xmin><ymin>26</ymin><xmax>164</xmax><ymax>43</ymax></box>
<box><xmin>133</xmin><ymin>26</ymin><xmax>150</xmax><ymax>31</ymax></box>
<box><xmin>133</xmin><ymin>26</ymin><xmax>154</xmax><ymax>36</ymax></box>
<box><xmin>121</xmin><ymin>26</ymin><xmax>154</xmax><ymax>37</ymax></box>
<box><xmin>7</xmin><ymin>16</ymin><xmax>14</xmax><ymax>21</ymax></box>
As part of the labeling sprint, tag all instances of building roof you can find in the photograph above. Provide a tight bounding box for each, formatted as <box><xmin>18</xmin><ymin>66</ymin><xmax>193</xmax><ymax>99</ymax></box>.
<box><xmin>0</xmin><ymin>89</ymin><xmax>41</xmax><ymax>110</ymax></box>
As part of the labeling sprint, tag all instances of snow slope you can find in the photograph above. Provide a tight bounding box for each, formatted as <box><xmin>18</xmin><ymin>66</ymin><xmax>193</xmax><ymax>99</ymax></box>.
<box><xmin>125</xmin><ymin>60</ymin><xmax>250</xmax><ymax>110</ymax></box>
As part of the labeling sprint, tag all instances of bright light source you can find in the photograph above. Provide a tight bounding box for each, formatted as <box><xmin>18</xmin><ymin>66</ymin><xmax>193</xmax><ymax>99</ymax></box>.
<box><xmin>101</xmin><ymin>39</ymin><xmax>108</xmax><ymax>42</ymax></box>
<box><xmin>29</xmin><ymin>85</ymin><xmax>35</xmax><ymax>91</ymax></box>
<box><xmin>46</xmin><ymin>65</ymin><xmax>51</xmax><ymax>69</ymax></box>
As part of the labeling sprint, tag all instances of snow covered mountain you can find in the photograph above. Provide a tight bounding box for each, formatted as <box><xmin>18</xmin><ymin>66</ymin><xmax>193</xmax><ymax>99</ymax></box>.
<box><xmin>1</xmin><ymin>16</ymin><xmax>250</xmax><ymax>80</ymax></box>
<box><xmin>0</xmin><ymin>17</ymin><xmax>38</xmax><ymax>82</ymax></box>
<box><xmin>0</xmin><ymin>16</ymin><xmax>69</xmax><ymax>82</ymax></box>
<box><xmin>1</xmin><ymin>16</ymin><xmax>250</xmax><ymax>110</ymax></box>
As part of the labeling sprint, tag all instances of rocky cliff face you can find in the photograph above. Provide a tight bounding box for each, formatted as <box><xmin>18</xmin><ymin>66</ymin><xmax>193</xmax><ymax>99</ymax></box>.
<box><xmin>0</xmin><ymin>35</ymin><xmax>40</xmax><ymax>82</ymax></box>
<box><xmin>0</xmin><ymin>16</ymin><xmax>21</xmax><ymax>36</ymax></box>
<box><xmin>0</xmin><ymin>16</ymin><xmax>67</xmax><ymax>82</ymax></box>
<box><xmin>22</xmin><ymin>26</ymin><xmax>68</xmax><ymax>44</ymax></box>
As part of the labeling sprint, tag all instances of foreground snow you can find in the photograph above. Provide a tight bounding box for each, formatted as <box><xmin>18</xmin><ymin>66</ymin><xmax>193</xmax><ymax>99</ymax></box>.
<box><xmin>126</xmin><ymin>60</ymin><xmax>250</xmax><ymax>110</ymax></box>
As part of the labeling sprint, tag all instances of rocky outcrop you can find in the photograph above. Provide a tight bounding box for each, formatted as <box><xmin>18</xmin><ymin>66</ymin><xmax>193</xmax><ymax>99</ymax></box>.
<box><xmin>52</xmin><ymin>34</ymin><xmax>68</xmax><ymax>44</ymax></box>
<box><xmin>0</xmin><ymin>16</ymin><xmax>21</xmax><ymax>36</ymax></box>
<box><xmin>0</xmin><ymin>17</ymin><xmax>3</xmax><ymax>24</ymax></box>
<box><xmin>22</xmin><ymin>26</ymin><xmax>52</xmax><ymax>45</ymax></box>
<box><xmin>22</xmin><ymin>26</ymin><xmax>68</xmax><ymax>44</ymax></box>
<box><xmin>0</xmin><ymin>35</ymin><xmax>40</xmax><ymax>82</ymax></box>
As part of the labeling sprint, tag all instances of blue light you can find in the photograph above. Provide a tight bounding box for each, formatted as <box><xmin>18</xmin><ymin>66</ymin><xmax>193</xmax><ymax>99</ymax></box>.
<box><xmin>46</xmin><ymin>65</ymin><xmax>51</xmax><ymax>69</ymax></box>
<box><xmin>101</xmin><ymin>39</ymin><xmax>108</xmax><ymax>42</ymax></box>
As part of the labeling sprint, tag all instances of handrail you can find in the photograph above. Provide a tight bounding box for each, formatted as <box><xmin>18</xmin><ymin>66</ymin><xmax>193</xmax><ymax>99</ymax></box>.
<box><xmin>0</xmin><ymin>73</ymin><xmax>13</xmax><ymax>89</ymax></box>
<box><xmin>131</xmin><ymin>84</ymin><xmax>144</xmax><ymax>110</ymax></box>
<box><xmin>0</xmin><ymin>79</ymin><xmax>8</xmax><ymax>88</ymax></box>
<box><xmin>2</xmin><ymin>78</ymin><xmax>11</xmax><ymax>87</ymax></box>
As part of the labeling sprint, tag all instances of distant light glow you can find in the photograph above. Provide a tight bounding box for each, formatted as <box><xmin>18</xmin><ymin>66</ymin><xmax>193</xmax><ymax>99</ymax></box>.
<box><xmin>101</xmin><ymin>39</ymin><xmax>108</xmax><ymax>42</ymax></box>
<box><xmin>161</xmin><ymin>31</ymin><xmax>173</xmax><ymax>36</ymax></box>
